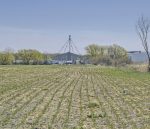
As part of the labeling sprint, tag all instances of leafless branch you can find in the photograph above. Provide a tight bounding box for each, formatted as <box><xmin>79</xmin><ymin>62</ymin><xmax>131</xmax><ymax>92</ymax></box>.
<box><xmin>136</xmin><ymin>15</ymin><xmax>150</xmax><ymax>71</ymax></box>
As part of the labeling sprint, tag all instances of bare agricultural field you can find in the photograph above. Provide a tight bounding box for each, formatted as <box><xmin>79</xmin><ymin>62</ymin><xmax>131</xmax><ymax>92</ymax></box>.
<box><xmin>0</xmin><ymin>65</ymin><xmax>149</xmax><ymax>129</ymax></box>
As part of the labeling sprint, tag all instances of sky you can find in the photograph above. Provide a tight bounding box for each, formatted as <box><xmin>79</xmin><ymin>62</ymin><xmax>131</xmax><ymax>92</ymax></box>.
<box><xmin>0</xmin><ymin>0</ymin><xmax>150</xmax><ymax>54</ymax></box>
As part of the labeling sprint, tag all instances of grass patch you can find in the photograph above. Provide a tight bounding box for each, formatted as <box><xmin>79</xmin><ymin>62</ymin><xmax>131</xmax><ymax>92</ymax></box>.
<box><xmin>87</xmin><ymin>100</ymin><xmax>99</xmax><ymax>108</ymax></box>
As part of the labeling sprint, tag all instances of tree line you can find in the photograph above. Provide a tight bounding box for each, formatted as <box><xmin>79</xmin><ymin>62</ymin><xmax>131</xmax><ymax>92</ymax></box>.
<box><xmin>0</xmin><ymin>49</ymin><xmax>52</xmax><ymax>65</ymax></box>
<box><xmin>0</xmin><ymin>44</ymin><xmax>130</xmax><ymax>65</ymax></box>
<box><xmin>85</xmin><ymin>44</ymin><xmax>130</xmax><ymax>66</ymax></box>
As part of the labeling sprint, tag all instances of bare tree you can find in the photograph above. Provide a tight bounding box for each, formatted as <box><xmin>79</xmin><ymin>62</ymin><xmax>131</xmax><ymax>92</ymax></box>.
<box><xmin>136</xmin><ymin>15</ymin><xmax>150</xmax><ymax>71</ymax></box>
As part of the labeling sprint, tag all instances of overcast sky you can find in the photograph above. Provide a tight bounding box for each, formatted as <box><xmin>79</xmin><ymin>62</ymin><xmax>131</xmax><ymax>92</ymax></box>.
<box><xmin>0</xmin><ymin>0</ymin><xmax>150</xmax><ymax>54</ymax></box>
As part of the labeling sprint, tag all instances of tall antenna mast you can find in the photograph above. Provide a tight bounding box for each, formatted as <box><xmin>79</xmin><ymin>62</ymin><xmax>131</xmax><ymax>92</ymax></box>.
<box><xmin>58</xmin><ymin>35</ymin><xmax>81</xmax><ymax>61</ymax></box>
<box><xmin>68</xmin><ymin>35</ymin><xmax>72</xmax><ymax>61</ymax></box>
<box><xmin>69</xmin><ymin>35</ymin><xmax>71</xmax><ymax>53</ymax></box>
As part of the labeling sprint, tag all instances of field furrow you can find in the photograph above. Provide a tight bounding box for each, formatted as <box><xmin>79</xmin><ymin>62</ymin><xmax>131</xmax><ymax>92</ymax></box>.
<box><xmin>0</xmin><ymin>66</ymin><xmax>149</xmax><ymax>129</ymax></box>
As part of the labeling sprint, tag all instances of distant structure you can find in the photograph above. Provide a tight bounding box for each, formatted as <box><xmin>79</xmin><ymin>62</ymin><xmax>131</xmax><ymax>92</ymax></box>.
<box><xmin>127</xmin><ymin>51</ymin><xmax>148</xmax><ymax>63</ymax></box>
<box><xmin>53</xmin><ymin>35</ymin><xmax>82</xmax><ymax>64</ymax></box>
<box><xmin>127</xmin><ymin>51</ymin><xmax>141</xmax><ymax>54</ymax></box>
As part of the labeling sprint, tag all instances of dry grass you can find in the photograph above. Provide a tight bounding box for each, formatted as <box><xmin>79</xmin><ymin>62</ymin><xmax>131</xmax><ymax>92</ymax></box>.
<box><xmin>126</xmin><ymin>64</ymin><xmax>148</xmax><ymax>72</ymax></box>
